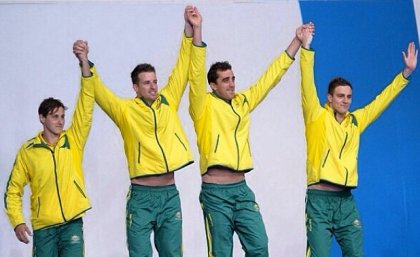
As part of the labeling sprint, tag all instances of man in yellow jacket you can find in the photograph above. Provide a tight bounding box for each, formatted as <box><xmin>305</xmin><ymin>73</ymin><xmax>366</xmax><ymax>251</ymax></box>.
<box><xmin>298</xmin><ymin>25</ymin><xmax>417</xmax><ymax>257</ymax></box>
<box><xmin>72</xmin><ymin>6</ymin><xmax>205</xmax><ymax>257</ymax></box>
<box><xmin>4</xmin><ymin>41</ymin><xmax>95</xmax><ymax>256</ymax></box>
<box><xmin>188</xmin><ymin>24</ymin><xmax>312</xmax><ymax>257</ymax></box>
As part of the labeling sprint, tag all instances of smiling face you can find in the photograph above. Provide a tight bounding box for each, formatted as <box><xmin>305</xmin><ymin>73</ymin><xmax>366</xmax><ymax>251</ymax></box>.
<box><xmin>38</xmin><ymin>97</ymin><xmax>67</xmax><ymax>145</ymax></box>
<box><xmin>328</xmin><ymin>85</ymin><xmax>352</xmax><ymax>122</ymax></box>
<box><xmin>133</xmin><ymin>71</ymin><xmax>158</xmax><ymax>105</ymax></box>
<box><xmin>40</xmin><ymin>107</ymin><xmax>65</xmax><ymax>140</ymax></box>
<box><xmin>210</xmin><ymin>69</ymin><xmax>236</xmax><ymax>101</ymax></box>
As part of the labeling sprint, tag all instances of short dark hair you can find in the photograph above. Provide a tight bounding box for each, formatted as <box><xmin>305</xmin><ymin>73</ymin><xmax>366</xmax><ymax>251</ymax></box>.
<box><xmin>38</xmin><ymin>97</ymin><xmax>67</xmax><ymax>117</ymax></box>
<box><xmin>328</xmin><ymin>77</ymin><xmax>352</xmax><ymax>95</ymax></box>
<box><xmin>131</xmin><ymin>63</ymin><xmax>156</xmax><ymax>84</ymax></box>
<box><xmin>207</xmin><ymin>61</ymin><xmax>232</xmax><ymax>84</ymax></box>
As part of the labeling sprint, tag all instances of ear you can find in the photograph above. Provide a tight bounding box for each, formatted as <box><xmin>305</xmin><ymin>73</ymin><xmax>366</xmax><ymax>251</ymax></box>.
<box><xmin>133</xmin><ymin>83</ymin><xmax>139</xmax><ymax>93</ymax></box>
<box><xmin>327</xmin><ymin>93</ymin><xmax>333</xmax><ymax>103</ymax></box>
<box><xmin>209</xmin><ymin>82</ymin><xmax>217</xmax><ymax>91</ymax></box>
<box><xmin>39</xmin><ymin>114</ymin><xmax>45</xmax><ymax>124</ymax></box>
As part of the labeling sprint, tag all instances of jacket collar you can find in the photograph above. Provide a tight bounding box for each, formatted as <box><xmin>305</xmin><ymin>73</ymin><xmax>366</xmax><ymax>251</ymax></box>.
<box><xmin>32</xmin><ymin>131</ymin><xmax>70</xmax><ymax>149</ymax></box>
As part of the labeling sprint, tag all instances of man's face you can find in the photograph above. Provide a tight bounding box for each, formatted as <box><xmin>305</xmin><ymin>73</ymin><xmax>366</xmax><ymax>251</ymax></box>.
<box><xmin>40</xmin><ymin>107</ymin><xmax>65</xmax><ymax>137</ymax></box>
<box><xmin>328</xmin><ymin>85</ymin><xmax>352</xmax><ymax>117</ymax></box>
<box><xmin>133</xmin><ymin>71</ymin><xmax>158</xmax><ymax>105</ymax></box>
<box><xmin>210</xmin><ymin>69</ymin><xmax>236</xmax><ymax>101</ymax></box>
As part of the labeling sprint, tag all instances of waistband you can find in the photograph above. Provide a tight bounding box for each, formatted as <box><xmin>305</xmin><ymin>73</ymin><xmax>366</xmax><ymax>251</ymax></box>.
<box><xmin>130</xmin><ymin>183</ymin><xmax>176</xmax><ymax>192</ymax></box>
<box><xmin>36</xmin><ymin>217</ymin><xmax>83</xmax><ymax>232</ymax></box>
<box><xmin>201</xmin><ymin>179</ymin><xmax>246</xmax><ymax>189</ymax></box>
<box><xmin>307</xmin><ymin>189</ymin><xmax>352</xmax><ymax>197</ymax></box>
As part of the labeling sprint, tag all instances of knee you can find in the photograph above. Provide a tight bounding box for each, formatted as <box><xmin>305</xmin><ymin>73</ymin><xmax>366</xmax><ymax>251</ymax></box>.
<box><xmin>245</xmin><ymin>238</ymin><xmax>268</xmax><ymax>257</ymax></box>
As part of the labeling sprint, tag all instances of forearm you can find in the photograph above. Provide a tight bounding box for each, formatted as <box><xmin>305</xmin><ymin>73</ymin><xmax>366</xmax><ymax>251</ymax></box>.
<box><xmin>402</xmin><ymin>66</ymin><xmax>413</xmax><ymax>78</ymax></box>
<box><xmin>80</xmin><ymin>59</ymin><xmax>92</xmax><ymax>78</ymax></box>
<box><xmin>192</xmin><ymin>24</ymin><xmax>202</xmax><ymax>47</ymax></box>
<box><xmin>285</xmin><ymin>36</ymin><xmax>302</xmax><ymax>59</ymax></box>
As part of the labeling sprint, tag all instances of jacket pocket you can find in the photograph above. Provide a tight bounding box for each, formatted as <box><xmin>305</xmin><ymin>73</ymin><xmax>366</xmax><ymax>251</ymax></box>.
<box><xmin>321</xmin><ymin>149</ymin><xmax>330</xmax><ymax>168</ymax></box>
<box><xmin>214</xmin><ymin>134</ymin><xmax>220</xmax><ymax>153</ymax></box>
<box><xmin>247</xmin><ymin>139</ymin><xmax>251</xmax><ymax>157</ymax></box>
<box><xmin>73</xmin><ymin>180</ymin><xmax>87</xmax><ymax>198</ymax></box>
<box><xmin>37</xmin><ymin>197</ymin><xmax>41</xmax><ymax>218</ymax></box>
<box><xmin>174</xmin><ymin>133</ymin><xmax>187</xmax><ymax>151</ymax></box>
<box><xmin>137</xmin><ymin>142</ymin><xmax>141</xmax><ymax>163</ymax></box>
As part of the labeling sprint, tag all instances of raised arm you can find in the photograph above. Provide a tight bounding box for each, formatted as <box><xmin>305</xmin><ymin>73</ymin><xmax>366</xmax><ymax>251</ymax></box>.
<box><xmin>187</xmin><ymin>6</ymin><xmax>207</xmax><ymax>121</ymax></box>
<box><xmin>159</xmin><ymin>6</ymin><xmax>195</xmax><ymax>109</ymax></box>
<box><xmin>241</xmin><ymin>24</ymin><xmax>313</xmax><ymax>111</ymax></box>
<box><xmin>74</xmin><ymin>40</ymin><xmax>125</xmax><ymax>126</ymax></box>
<box><xmin>188</xmin><ymin>6</ymin><xmax>203</xmax><ymax>47</ymax></box>
<box><xmin>354</xmin><ymin>42</ymin><xmax>418</xmax><ymax>132</ymax></box>
<box><xmin>299</xmin><ymin>23</ymin><xmax>324</xmax><ymax>123</ymax></box>
<box><xmin>67</xmin><ymin>40</ymin><xmax>95</xmax><ymax>150</ymax></box>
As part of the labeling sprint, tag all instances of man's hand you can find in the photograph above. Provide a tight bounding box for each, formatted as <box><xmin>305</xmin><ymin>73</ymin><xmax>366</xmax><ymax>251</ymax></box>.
<box><xmin>184</xmin><ymin>5</ymin><xmax>194</xmax><ymax>37</ymax></box>
<box><xmin>297</xmin><ymin>22</ymin><xmax>315</xmax><ymax>49</ymax></box>
<box><xmin>73</xmin><ymin>39</ymin><xmax>92</xmax><ymax>77</ymax></box>
<box><xmin>186</xmin><ymin>6</ymin><xmax>202</xmax><ymax>30</ymax></box>
<box><xmin>15</xmin><ymin>223</ymin><xmax>32</xmax><ymax>244</ymax></box>
<box><xmin>73</xmin><ymin>40</ymin><xmax>89</xmax><ymax>63</ymax></box>
<box><xmin>402</xmin><ymin>41</ymin><xmax>418</xmax><ymax>78</ymax></box>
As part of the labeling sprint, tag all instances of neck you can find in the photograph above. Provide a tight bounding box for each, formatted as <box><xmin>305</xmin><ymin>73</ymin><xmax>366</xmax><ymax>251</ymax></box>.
<box><xmin>334</xmin><ymin>112</ymin><xmax>345</xmax><ymax>124</ymax></box>
<box><xmin>42</xmin><ymin>132</ymin><xmax>59</xmax><ymax>146</ymax></box>
<box><xmin>139</xmin><ymin>96</ymin><xmax>154</xmax><ymax>106</ymax></box>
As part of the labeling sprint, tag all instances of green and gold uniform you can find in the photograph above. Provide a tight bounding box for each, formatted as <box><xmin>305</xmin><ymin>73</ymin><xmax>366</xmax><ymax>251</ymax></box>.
<box><xmin>300</xmin><ymin>47</ymin><xmax>410</xmax><ymax>257</ymax></box>
<box><xmin>90</xmin><ymin>34</ymin><xmax>203</xmax><ymax>257</ymax></box>
<box><xmin>4</xmin><ymin>66</ymin><xmax>95</xmax><ymax>257</ymax></box>
<box><xmin>189</xmin><ymin>48</ymin><xmax>295</xmax><ymax>257</ymax></box>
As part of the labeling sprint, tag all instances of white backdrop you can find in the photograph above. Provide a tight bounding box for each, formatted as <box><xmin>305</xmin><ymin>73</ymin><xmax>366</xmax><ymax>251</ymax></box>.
<box><xmin>0</xmin><ymin>1</ymin><xmax>306</xmax><ymax>256</ymax></box>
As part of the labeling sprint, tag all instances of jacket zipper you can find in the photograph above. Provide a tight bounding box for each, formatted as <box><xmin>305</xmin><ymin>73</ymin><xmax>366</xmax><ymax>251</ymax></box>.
<box><xmin>230</xmin><ymin>105</ymin><xmax>241</xmax><ymax>170</ymax></box>
<box><xmin>150</xmin><ymin>107</ymin><xmax>169</xmax><ymax>172</ymax></box>
<box><xmin>51</xmin><ymin>151</ymin><xmax>67</xmax><ymax>222</ymax></box>
<box><xmin>339</xmin><ymin>132</ymin><xmax>348</xmax><ymax>159</ymax></box>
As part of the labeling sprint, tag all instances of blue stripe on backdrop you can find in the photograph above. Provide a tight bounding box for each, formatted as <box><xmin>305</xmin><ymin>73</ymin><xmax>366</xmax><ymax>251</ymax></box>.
<box><xmin>299</xmin><ymin>1</ymin><xmax>420</xmax><ymax>256</ymax></box>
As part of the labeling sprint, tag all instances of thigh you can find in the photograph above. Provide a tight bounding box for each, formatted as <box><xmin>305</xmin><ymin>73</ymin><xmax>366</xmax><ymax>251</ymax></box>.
<box><xmin>334</xmin><ymin>196</ymin><xmax>364</xmax><ymax>257</ymax></box>
<box><xmin>59</xmin><ymin>219</ymin><xmax>84</xmax><ymax>257</ymax></box>
<box><xmin>154</xmin><ymin>189</ymin><xmax>183</xmax><ymax>257</ymax></box>
<box><xmin>306</xmin><ymin>193</ymin><xmax>333</xmax><ymax>257</ymax></box>
<box><xmin>126</xmin><ymin>190</ymin><xmax>154</xmax><ymax>257</ymax></box>
<box><xmin>200</xmin><ymin>188</ymin><xmax>234</xmax><ymax>257</ymax></box>
<box><xmin>234</xmin><ymin>187</ymin><xmax>268</xmax><ymax>257</ymax></box>
<box><xmin>33</xmin><ymin>227</ymin><xmax>59</xmax><ymax>257</ymax></box>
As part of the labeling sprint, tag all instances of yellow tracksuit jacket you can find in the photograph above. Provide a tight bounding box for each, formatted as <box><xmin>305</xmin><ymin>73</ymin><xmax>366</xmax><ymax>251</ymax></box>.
<box><xmin>300</xmin><ymin>48</ymin><xmax>409</xmax><ymax>187</ymax></box>
<box><xmin>189</xmin><ymin>51</ymin><xmax>294</xmax><ymax>174</ymax></box>
<box><xmin>4</xmin><ymin>68</ymin><xmax>95</xmax><ymax>230</ymax></box>
<box><xmin>92</xmin><ymin>34</ymin><xmax>196</xmax><ymax>178</ymax></box>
